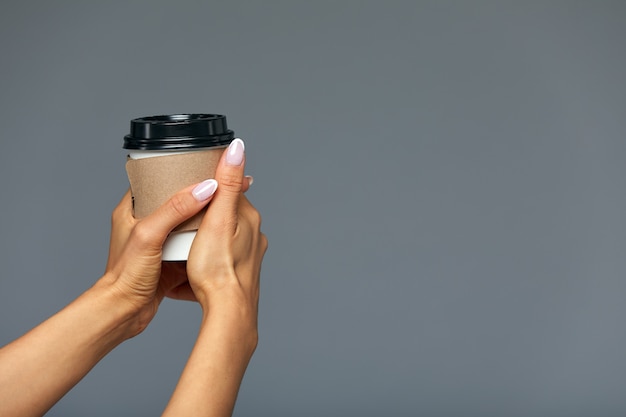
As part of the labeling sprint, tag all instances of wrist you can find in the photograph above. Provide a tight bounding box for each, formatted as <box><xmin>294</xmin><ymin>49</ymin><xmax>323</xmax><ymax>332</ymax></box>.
<box><xmin>199</xmin><ymin>293</ymin><xmax>259</xmax><ymax>355</ymax></box>
<box><xmin>91</xmin><ymin>273</ymin><xmax>152</xmax><ymax>340</ymax></box>
<box><xmin>199</xmin><ymin>315</ymin><xmax>258</xmax><ymax>364</ymax></box>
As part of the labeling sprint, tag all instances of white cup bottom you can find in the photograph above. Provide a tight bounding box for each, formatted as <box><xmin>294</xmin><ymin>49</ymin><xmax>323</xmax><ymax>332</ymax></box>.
<box><xmin>162</xmin><ymin>230</ymin><xmax>197</xmax><ymax>261</ymax></box>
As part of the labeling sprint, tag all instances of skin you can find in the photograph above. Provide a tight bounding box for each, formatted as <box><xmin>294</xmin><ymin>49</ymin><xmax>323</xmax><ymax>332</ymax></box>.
<box><xmin>0</xmin><ymin>139</ymin><xmax>267</xmax><ymax>417</ymax></box>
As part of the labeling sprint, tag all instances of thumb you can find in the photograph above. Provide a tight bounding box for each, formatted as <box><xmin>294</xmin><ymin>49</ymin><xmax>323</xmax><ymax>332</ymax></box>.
<box><xmin>201</xmin><ymin>138</ymin><xmax>246</xmax><ymax>233</ymax></box>
<box><xmin>134</xmin><ymin>179</ymin><xmax>218</xmax><ymax>249</ymax></box>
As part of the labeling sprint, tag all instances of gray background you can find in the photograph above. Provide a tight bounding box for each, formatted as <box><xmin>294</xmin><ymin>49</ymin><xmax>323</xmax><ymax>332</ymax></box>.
<box><xmin>1</xmin><ymin>1</ymin><xmax>625</xmax><ymax>416</ymax></box>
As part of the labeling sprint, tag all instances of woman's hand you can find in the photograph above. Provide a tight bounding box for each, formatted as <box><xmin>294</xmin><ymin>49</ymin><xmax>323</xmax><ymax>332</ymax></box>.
<box><xmin>105</xmin><ymin>189</ymin><xmax>197</xmax><ymax>308</ymax></box>
<box><xmin>102</xmin><ymin>147</ymin><xmax>253</xmax><ymax>337</ymax></box>
<box><xmin>163</xmin><ymin>138</ymin><xmax>268</xmax><ymax>417</ymax></box>
<box><xmin>189</xmin><ymin>138</ymin><xmax>267</xmax><ymax>330</ymax></box>
<box><xmin>101</xmin><ymin>182</ymin><xmax>210</xmax><ymax>336</ymax></box>
<box><xmin>0</xmin><ymin>138</ymin><xmax>262</xmax><ymax>417</ymax></box>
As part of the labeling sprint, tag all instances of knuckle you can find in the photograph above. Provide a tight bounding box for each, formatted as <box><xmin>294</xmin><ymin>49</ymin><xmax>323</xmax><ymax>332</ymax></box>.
<box><xmin>240</xmin><ymin>198</ymin><xmax>262</xmax><ymax>227</ymax></box>
<box><xmin>131</xmin><ymin>222</ymin><xmax>156</xmax><ymax>246</ymax></box>
<box><xmin>249</xmin><ymin>208</ymin><xmax>262</xmax><ymax>228</ymax></box>
<box><xmin>218</xmin><ymin>171</ymin><xmax>244</xmax><ymax>191</ymax></box>
<box><xmin>169</xmin><ymin>193</ymin><xmax>191</xmax><ymax>219</ymax></box>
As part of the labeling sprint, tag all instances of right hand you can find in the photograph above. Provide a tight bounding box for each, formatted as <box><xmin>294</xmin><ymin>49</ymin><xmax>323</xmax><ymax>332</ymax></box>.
<box><xmin>181</xmin><ymin>138</ymin><xmax>267</xmax><ymax>339</ymax></box>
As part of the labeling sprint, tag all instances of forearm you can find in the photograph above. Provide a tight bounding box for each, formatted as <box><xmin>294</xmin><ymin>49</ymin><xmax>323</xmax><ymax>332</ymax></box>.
<box><xmin>0</xmin><ymin>276</ymin><xmax>138</xmax><ymax>417</ymax></box>
<box><xmin>163</xmin><ymin>306</ymin><xmax>257</xmax><ymax>417</ymax></box>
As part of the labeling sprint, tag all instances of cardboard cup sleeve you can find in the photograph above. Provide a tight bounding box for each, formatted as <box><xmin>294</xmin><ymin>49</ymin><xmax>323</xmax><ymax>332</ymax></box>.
<box><xmin>125</xmin><ymin>149</ymin><xmax>223</xmax><ymax>232</ymax></box>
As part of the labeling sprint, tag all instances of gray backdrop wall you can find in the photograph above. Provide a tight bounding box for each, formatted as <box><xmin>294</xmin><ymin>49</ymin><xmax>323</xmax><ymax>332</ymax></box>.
<box><xmin>1</xmin><ymin>1</ymin><xmax>625</xmax><ymax>416</ymax></box>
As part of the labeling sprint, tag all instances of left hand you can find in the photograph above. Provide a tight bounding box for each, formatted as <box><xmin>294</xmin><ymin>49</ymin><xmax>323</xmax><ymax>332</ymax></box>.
<box><xmin>105</xmin><ymin>189</ymin><xmax>192</xmax><ymax>300</ymax></box>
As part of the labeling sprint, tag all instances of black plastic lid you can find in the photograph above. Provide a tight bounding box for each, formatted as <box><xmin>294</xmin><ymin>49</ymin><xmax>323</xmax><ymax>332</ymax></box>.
<box><xmin>123</xmin><ymin>114</ymin><xmax>234</xmax><ymax>150</ymax></box>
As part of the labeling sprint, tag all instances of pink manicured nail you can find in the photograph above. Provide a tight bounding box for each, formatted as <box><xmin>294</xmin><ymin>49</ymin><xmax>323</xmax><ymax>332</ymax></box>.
<box><xmin>192</xmin><ymin>179</ymin><xmax>218</xmax><ymax>202</ymax></box>
<box><xmin>225</xmin><ymin>138</ymin><xmax>245</xmax><ymax>166</ymax></box>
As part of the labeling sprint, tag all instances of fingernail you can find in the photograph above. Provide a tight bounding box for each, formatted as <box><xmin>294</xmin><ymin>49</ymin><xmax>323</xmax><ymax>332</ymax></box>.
<box><xmin>226</xmin><ymin>138</ymin><xmax>245</xmax><ymax>166</ymax></box>
<box><xmin>192</xmin><ymin>179</ymin><xmax>218</xmax><ymax>202</ymax></box>
<box><xmin>245</xmin><ymin>175</ymin><xmax>254</xmax><ymax>186</ymax></box>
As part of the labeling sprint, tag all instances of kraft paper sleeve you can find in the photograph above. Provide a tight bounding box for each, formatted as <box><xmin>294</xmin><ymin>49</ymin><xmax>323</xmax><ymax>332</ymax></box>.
<box><xmin>125</xmin><ymin>149</ymin><xmax>224</xmax><ymax>232</ymax></box>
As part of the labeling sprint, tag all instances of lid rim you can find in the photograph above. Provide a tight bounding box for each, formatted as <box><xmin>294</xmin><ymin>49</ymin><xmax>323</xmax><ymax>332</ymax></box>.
<box><xmin>123</xmin><ymin>113</ymin><xmax>234</xmax><ymax>151</ymax></box>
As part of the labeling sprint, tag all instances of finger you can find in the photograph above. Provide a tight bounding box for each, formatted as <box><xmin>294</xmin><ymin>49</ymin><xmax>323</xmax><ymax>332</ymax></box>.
<box><xmin>110</xmin><ymin>189</ymin><xmax>135</xmax><ymax>233</ymax></box>
<box><xmin>107</xmin><ymin>189</ymin><xmax>136</xmax><ymax>270</ymax></box>
<box><xmin>132</xmin><ymin>179</ymin><xmax>218</xmax><ymax>250</ymax></box>
<box><xmin>199</xmin><ymin>138</ymin><xmax>246</xmax><ymax>234</ymax></box>
<box><xmin>242</xmin><ymin>175</ymin><xmax>254</xmax><ymax>193</ymax></box>
<box><xmin>114</xmin><ymin>189</ymin><xmax>133</xmax><ymax>216</ymax></box>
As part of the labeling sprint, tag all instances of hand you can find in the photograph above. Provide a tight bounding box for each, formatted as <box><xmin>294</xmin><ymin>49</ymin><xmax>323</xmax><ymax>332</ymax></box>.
<box><xmin>102</xmin><ymin>151</ymin><xmax>253</xmax><ymax>337</ymax></box>
<box><xmin>161</xmin><ymin>138</ymin><xmax>268</xmax><ymax>417</ymax></box>
<box><xmin>187</xmin><ymin>139</ymin><xmax>267</xmax><ymax>333</ymax></box>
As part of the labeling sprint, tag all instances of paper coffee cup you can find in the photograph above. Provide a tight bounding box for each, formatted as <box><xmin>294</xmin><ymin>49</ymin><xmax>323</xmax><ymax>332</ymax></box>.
<box><xmin>123</xmin><ymin>114</ymin><xmax>235</xmax><ymax>261</ymax></box>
